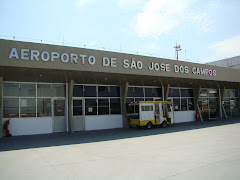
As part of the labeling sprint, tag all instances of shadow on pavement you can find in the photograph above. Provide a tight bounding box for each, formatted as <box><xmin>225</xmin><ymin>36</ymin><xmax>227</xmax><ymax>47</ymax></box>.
<box><xmin>1</xmin><ymin>118</ymin><xmax>240</xmax><ymax>151</ymax></box>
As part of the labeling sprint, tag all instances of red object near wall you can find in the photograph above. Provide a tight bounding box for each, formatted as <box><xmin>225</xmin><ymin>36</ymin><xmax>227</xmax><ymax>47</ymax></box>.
<box><xmin>5</xmin><ymin>119</ymin><xmax>10</xmax><ymax>137</ymax></box>
<box><xmin>196</xmin><ymin>111</ymin><xmax>199</xmax><ymax>121</ymax></box>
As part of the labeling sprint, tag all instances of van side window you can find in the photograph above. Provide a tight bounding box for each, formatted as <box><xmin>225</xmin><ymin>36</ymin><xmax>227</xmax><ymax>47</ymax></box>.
<box><xmin>141</xmin><ymin>105</ymin><xmax>153</xmax><ymax>111</ymax></box>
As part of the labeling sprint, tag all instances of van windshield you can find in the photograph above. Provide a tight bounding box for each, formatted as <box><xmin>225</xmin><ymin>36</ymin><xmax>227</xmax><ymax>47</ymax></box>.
<box><xmin>128</xmin><ymin>104</ymin><xmax>139</xmax><ymax>119</ymax></box>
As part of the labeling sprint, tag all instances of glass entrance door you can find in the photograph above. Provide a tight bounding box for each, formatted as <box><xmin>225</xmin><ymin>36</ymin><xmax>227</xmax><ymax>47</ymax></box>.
<box><xmin>53</xmin><ymin>99</ymin><xmax>66</xmax><ymax>132</ymax></box>
<box><xmin>72</xmin><ymin>99</ymin><xmax>85</xmax><ymax>131</ymax></box>
<box><xmin>209</xmin><ymin>98</ymin><xmax>218</xmax><ymax>119</ymax></box>
<box><xmin>198</xmin><ymin>98</ymin><xmax>209</xmax><ymax>120</ymax></box>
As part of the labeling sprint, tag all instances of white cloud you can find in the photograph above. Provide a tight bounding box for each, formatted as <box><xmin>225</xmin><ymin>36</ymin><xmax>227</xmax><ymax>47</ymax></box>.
<box><xmin>191</xmin><ymin>1</ymin><xmax>218</xmax><ymax>33</ymax></box>
<box><xmin>118</xmin><ymin>0</ymin><xmax>146</xmax><ymax>9</ymax></box>
<box><xmin>120</xmin><ymin>27</ymin><xmax>128</xmax><ymax>33</ymax></box>
<box><xmin>89</xmin><ymin>41</ymin><xmax>97</xmax><ymax>47</ymax></box>
<box><xmin>201</xmin><ymin>35</ymin><xmax>240</xmax><ymax>63</ymax></box>
<box><xmin>75</xmin><ymin>0</ymin><xmax>91</xmax><ymax>8</ymax></box>
<box><xmin>132</xmin><ymin>0</ymin><xmax>215</xmax><ymax>38</ymax></box>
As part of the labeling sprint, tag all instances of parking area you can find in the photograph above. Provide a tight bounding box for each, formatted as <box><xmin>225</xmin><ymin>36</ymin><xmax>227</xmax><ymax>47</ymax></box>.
<box><xmin>1</xmin><ymin>118</ymin><xmax>240</xmax><ymax>180</ymax></box>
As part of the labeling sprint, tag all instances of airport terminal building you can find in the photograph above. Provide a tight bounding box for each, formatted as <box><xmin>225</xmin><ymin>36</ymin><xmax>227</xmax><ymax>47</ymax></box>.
<box><xmin>0</xmin><ymin>39</ymin><xmax>239</xmax><ymax>137</ymax></box>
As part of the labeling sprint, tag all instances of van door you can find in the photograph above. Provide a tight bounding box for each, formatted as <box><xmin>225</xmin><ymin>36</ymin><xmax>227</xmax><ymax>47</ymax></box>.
<box><xmin>140</xmin><ymin>103</ymin><xmax>154</xmax><ymax>121</ymax></box>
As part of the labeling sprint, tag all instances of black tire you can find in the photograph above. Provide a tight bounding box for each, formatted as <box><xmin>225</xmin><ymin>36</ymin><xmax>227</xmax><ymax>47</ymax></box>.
<box><xmin>147</xmin><ymin>122</ymin><xmax>152</xmax><ymax>129</ymax></box>
<box><xmin>161</xmin><ymin>121</ymin><xmax>167</xmax><ymax>128</ymax></box>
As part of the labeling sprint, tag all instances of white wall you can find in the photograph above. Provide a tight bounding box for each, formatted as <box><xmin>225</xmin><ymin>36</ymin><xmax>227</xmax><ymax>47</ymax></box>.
<box><xmin>174</xmin><ymin>111</ymin><xmax>196</xmax><ymax>123</ymax></box>
<box><xmin>73</xmin><ymin>116</ymin><xmax>84</xmax><ymax>131</ymax></box>
<box><xmin>4</xmin><ymin>117</ymin><xmax>52</xmax><ymax>136</ymax></box>
<box><xmin>85</xmin><ymin>115</ymin><xmax>123</xmax><ymax>131</ymax></box>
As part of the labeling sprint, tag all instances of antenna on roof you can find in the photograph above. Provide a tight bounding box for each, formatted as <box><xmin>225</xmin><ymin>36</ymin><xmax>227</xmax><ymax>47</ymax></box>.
<box><xmin>174</xmin><ymin>42</ymin><xmax>181</xmax><ymax>60</ymax></box>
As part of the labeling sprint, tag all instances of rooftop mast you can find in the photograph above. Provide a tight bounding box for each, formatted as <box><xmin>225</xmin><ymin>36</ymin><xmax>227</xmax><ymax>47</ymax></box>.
<box><xmin>174</xmin><ymin>43</ymin><xmax>181</xmax><ymax>60</ymax></box>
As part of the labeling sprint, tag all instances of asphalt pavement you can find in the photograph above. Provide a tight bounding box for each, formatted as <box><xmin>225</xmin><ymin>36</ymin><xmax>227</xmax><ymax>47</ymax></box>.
<box><xmin>1</xmin><ymin>118</ymin><xmax>240</xmax><ymax>180</ymax></box>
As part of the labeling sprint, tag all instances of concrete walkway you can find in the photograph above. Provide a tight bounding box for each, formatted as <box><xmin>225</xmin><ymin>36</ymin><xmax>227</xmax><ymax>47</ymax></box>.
<box><xmin>1</xmin><ymin>118</ymin><xmax>240</xmax><ymax>180</ymax></box>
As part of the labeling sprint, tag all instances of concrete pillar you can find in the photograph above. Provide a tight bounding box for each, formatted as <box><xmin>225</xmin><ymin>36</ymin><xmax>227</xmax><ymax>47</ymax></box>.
<box><xmin>68</xmin><ymin>80</ymin><xmax>74</xmax><ymax>133</ymax></box>
<box><xmin>218</xmin><ymin>87</ymin><xmax>222</xmax><ymax>119</ymax></box>
<box><xmin>238</xmin><ymin>89</ymin><xmax>240</xmax><ymax>116</ymax></box>
<box><xmin>0</xmin><ymin>77</ymin><xmax>3</xmax><ymax>138</ymax></box>
<box><xmin>121</xmin><ymin>82</ymin><xmax>129</xmax><ymax>128</ymax></box>
<box><xmin>163</xmin><ymin>84</ymin><xmax>169</xmax><ymax>101</ymax></box>
<box><xmin>162</xmin><ymin>83</ymin><xmax>170</xmax><ymax>120</ymax></box>
<box><xmin>194</xmin><ymin>86</ymin><xmax>203</xmax><ymax>121</ymax></box>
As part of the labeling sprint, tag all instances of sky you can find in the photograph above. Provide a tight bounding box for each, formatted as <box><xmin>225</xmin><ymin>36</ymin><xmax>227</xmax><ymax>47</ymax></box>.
<box><xmin>0</xmin><ymin>0</ymin><xmax>240</xmax><ymax>64</ymax></box>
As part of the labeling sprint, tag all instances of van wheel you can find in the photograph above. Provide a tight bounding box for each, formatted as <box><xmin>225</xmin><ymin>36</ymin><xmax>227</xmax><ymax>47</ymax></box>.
<box><xmin>161</xmin><ymin>121</ymin><xmax>167</xmax><ymax>128</ymax></box>
<box><xmin>147</xmin><ymin>122</ymin><xmax>152</xmax><ymax>129</ymax></box>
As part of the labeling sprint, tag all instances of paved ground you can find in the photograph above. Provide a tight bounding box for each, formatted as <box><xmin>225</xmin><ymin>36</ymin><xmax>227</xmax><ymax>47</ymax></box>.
<box><xmin>1</xmin><ymin>118</ymin><xmax>240</xmax><ymax>180</ymax></box>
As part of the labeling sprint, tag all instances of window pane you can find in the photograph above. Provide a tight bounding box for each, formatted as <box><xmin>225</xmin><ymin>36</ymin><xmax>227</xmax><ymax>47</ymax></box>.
<box><xmin>169</xmin><ymin>88</ymin><xmax>180</xmax><ymax>97</ymax></box>
<box><xmin>135</xmin><ymin>87</ymin><xmax>144</xmax><ymax>97</ymax></box>
<box><xmin>155</xmin><ymin>88</ymin><xmax>162</xmax><ymax>97</ymax></box>
<box><xmin>73</xmin><ymin>85</ymin><xmax>83</xmax><ymax>97</ymax></box>
<box><xmin>145</xmin><ymin>88</ymin><xmax>154</xmax><ymax>97</ymax></box>
<box><xmin>173</xmin><ymin>98</ymin><xmax>180</xmax><ymax>111</ymax></box>
<box><xmin>73</xmin><ymin>99</ymin><xmax>83</xmax><ymax>116</ymax></box>
<box><xmin>208</xmin><ymin>89</ymin><xmax>218</xmax><ymax>97</ymax></box>
<box><xmin>181</xmin><ymin>98</ymin><xmax>187</xmax><ymax>111</ymax></box>
<box><xmin>3</xmin><ymin>98</ymin><xmax>19</xmax><ymax>118</ymax></box>
<box><xmin>127</xmin><ymin>87</ymin><xmax>134</xmax><ymax>97</ymax></box>
<box><xmin>188</xmin><ymin>98</ymin><xmax>194</xmax><ymax>110</ymax></box>
<box><xmin>110</xmin><ymin>98</ymin><xmax>121</xmax><ymax>114</ymax></box>
<box><xmin>37</xmin><ymin>98</ymin><xmax>51</xmax><ymax>117</ymax></box>
<box><xmin>232</xmin><ymin>98</ymin><xmax>240</xmax><ymax>117</ymax></box>
<box><xmin>3</xmin><ymin>83</ymin><xmax>19</xmax><ymax>96</ymax></box>
<box><xmin>229</xmin><ymin>90</ymin><xmax>235</xmax><ymax>98</ymax></box>
<box><xmin>52</xmin><ymin>84</ymin><xmax>65</xmax><ymax>97</ymax></box>
<box><xmin>180</xmin><ymin>89</ymin><xmax>193</xmax><ymax>97</ymax></box>
<box><xmin>110</xmin><ymin>86</ymin><xmax>120</xmax><ymax>97</ymax></box>
<box><xmin>20</xmin><ymin>84</ymin><xmax>36</xmax><ymax>97</ymax></box>
<box><xmin>98</xmin><ymin>86</ymin><xmax>109</xmax><ymax>97</ymax></box>
<box><xmin>235</xmin><ymin>90</ymin><xmax>238</xmax><ymax>97</ymax></box>
<box><xmin>145</xmin><ymin>88</ymin><xmax>162</xmax><ymax>97</ymax></box>
<box><xmin>224</xmin><ymin>90</ymin><xmax>230</xmax><ymax>98</ymax></box>
<box><xmin>127</xmin><ymin>87</ymin><xmax>144</xmax><ymax>97</ymax></box>
<box><xmin>84</xmin><ymin>86</ymin><xmax>96</xmax><ymax>97</ymax></box>
<box><xmin>21</xmin><ymin>98</ymin><xmax>36</xmax><ymax>117</ymax></box>
<box><xmin>145</xmin><ymin>98</ymin><xmax>153</xmax><ymax>101</ymax></box>
<box><xmin>98</xmin><ymin>99</ymin><xmax>109</xmax><ymax>115</ymax></box>
<box><xmin>135</xmin><ymin>98</ymin><xmax>144</xmax><ymax>101</ymax></box>
<box><xmin>54</xmin><ymin>100</ymin><xmax>65</xmax><ymax>116</ymax></box>
<box><xmin>126</xmin><ymin>98</ymin><xmax>134</xmax><ymax>114</ymax></box>
<box><xmin>200</xmin><ymin>90</ymin><xmax>208</xmax><ymax>97</ymax></box>
<box><xmin>85</xmin><ymin>99</ymin><xmax>97</xmax><ymax>115</ymax></box>
<box><xmin>37</xmin><ymin>84</ymin><xmax>51</xmax><ymax>97</ymax></box>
